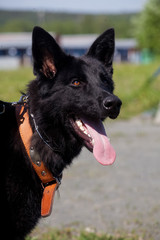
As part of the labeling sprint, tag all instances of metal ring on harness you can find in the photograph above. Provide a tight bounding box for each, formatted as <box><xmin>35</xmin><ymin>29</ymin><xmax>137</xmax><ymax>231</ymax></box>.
<box><xmin>0</xmin><ymin>104</ymin><xmax>5</xmax><ymax>115</ymax></box>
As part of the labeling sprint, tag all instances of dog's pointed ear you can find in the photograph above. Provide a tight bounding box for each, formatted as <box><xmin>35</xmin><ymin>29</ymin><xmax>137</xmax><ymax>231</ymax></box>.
<box><xmin>32</xmin><ymin>26</ymin><xmax>66</xmax><ymax>78</ymax></box>
<box><xmin>87</xmin><ymin>28</ymin><xmax>115</xmax><ymax>76</ymax></box>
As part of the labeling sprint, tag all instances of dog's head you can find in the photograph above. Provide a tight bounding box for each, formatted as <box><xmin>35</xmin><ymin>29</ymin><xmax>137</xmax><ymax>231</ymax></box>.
<box><xmin>31</xmin><ymin>27</ymin><xmax>122</xmax><ymax>166</ymax></box>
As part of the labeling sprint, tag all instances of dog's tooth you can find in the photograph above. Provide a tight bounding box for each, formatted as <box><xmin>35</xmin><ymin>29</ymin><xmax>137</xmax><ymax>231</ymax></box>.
<box><xmin>91</xmin><ymin>139</ymin><xmax>95</xmax><ymax>146</ymax></box>
<box><xmin>84</xmin><ymin>130</ymin><xmax>88</xmax><ymax>135</ymax></box>
<box><xmin>80</xmin><ymin>126</ymin><xmax>85</xmax><ymax>131</ymax></box>
<box><xmin>76</xmin><ymin>120</ymin><xmax>82</xmax><ymax>127</ymax></box>
<box><xmin>88</xmin><ymin>134</ymin><xmax>91</xmax><ymax>138</ymax></box>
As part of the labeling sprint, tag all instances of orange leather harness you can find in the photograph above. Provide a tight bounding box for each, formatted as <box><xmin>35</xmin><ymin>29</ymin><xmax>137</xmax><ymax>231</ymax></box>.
<box><xmin>16</xmin><ymin>104</ymin><xmax>59</xmax><ymax>217</ymax></box>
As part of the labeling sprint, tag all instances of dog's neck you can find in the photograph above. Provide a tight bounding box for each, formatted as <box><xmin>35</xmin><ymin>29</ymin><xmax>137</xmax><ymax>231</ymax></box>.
<box><xmin>23</xmin><ymin>90</ymin><xmax>83</xmax><ymax>177</ymax></box>
<box><xmin>30</xmin><ymin>112</ymin><xmax>61</xmax><ymax>153</ymax></box>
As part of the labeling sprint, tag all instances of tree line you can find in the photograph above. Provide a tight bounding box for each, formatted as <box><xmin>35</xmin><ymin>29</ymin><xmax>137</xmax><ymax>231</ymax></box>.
<box><xmin>1</xmin><ymin>0</ymin><xmax>159</xmax><ymax>54</ymax></box>
<box><xmin>0</xmin><ymin>10</ymin><xmax>137</xmax><ymax>38</ymax></box>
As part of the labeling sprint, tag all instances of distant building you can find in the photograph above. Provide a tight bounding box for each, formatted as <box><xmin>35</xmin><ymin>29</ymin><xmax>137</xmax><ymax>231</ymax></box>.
<box><xmin>115</xmin><ymin>39</ymin><xmax>140</xmax><ymax>63</ymax></box>
<box><xmin>61</xmin><ymin>35</ymin><xmax>140</xmax><ymax>63</ymax></box>
<box><xmin>0</xmin><ymin>33</ymin><xmax>32</xmax><ymax>69</ymax></box>
<box><xmin>0</xmin><ymin>32</ymin><xmax>140</xmax><ymax>69</ymax></box>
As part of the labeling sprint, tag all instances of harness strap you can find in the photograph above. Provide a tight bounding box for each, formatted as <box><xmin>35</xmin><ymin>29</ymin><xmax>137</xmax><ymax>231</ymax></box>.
<box><xmin>16</xmin><ymin>105</ymin><xmax>58</xmax><ymax>217</ymax></box>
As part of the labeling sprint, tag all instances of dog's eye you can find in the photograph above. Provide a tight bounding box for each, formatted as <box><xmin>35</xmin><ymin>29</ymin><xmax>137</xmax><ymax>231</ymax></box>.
<box><xmin>72</xmin><ymin>80</ymin><xmax>81</xmax><ymax>86</ymax></box>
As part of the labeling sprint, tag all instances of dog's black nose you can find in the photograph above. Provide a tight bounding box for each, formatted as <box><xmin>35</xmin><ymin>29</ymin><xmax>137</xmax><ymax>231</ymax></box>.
<box><xmin>103</xmin><ymin>95</ymin><xmax>122</xmax><ymax>119</ymax></box>
<box><xmin>103</xmin><ymin>95</ymin><xmax>122</xmax><ymax>110</ymax></box>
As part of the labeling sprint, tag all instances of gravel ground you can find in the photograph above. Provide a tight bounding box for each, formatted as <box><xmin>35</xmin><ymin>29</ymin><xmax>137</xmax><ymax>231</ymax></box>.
<box><xmin>35</xmin><ymin>116</ymin><xmax>160</xmax><ymax>239</ymax></box>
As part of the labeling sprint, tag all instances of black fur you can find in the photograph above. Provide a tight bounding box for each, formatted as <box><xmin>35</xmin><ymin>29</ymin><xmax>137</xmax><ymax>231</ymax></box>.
<box><xmin>0</xmin><ymin>27</ymin><xmax>121</xmax><ymax>240</ymax></box>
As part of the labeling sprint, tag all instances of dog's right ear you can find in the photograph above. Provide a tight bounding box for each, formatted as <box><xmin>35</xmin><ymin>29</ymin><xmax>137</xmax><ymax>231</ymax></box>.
<box><xmin>32</xmin><ymin>26</ymin><xmax>66</xmax><ymax>78</ymax></box>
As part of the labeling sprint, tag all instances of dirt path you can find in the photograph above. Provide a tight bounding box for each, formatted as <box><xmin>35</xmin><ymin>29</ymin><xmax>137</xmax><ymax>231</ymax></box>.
<box><xmin>36</xmin><ymin>117</ymin><xmax>160</xmax><ymax>239</ymax></box>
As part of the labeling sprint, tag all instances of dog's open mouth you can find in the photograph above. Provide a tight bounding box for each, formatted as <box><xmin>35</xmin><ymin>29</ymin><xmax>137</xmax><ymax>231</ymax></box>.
<box><xmin>70</xmin><ymin>117</ymin><xmax>116</xmax><ymax>165</ymax></box>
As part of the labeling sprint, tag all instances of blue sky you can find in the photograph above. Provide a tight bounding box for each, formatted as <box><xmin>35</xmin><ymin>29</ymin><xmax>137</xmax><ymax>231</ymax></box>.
<box><xmin>0</xmin><ymin>0</ymin><xmax>148</xmax><ymax>13</ymax></box>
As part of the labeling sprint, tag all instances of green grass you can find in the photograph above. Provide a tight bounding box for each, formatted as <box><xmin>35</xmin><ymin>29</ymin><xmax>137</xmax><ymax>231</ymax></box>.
<box><xmin>26</xmin><ymin>228</ymin><xmax>139</xmax><ymax>240</ymax></box>
<box><xmin>0</xmin><ymin>67</ymin><xmax>33</xmax><ymax>102</ymax></box>
<box><xmin>113</xmin><ymin>60</ymin><xmax>160</xmax><ymax>118</ymax></box>
<box><xmin>0</xmin><ymin>61</ymin><xmax>160</xmax><ymax>118</ymax></box>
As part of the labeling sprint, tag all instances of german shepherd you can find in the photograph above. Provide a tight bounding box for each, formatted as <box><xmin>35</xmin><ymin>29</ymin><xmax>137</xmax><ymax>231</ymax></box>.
<box><xmin>0</xmin><ymin>27</ymin><xmax>121</xmax><ymax>240</ymax></box>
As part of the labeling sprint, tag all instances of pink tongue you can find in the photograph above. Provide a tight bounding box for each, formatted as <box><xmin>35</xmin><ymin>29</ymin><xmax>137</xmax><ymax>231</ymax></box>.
<box><xmin>82</xmin><ymin>118</ymin><xmax>116</xmax><ymax>166</ymax></box>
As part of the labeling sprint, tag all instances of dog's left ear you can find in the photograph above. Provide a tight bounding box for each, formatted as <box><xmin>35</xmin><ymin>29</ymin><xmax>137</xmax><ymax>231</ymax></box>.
<box><xmin>32</xmin><ymin>26</ymin><xmax>66</xmax><ymax>78</ymax></box>
<box><xmin>87</xmin><ymin>28</ymin><xmax>115</xmax><ymax>76</ymax></box>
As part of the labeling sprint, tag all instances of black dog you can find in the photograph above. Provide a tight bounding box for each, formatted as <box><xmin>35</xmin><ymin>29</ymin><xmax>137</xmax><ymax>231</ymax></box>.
<box><xmin>0</xmin><ymin>27</ymin><xmax>121</xmax><ymax>240</ymax></box>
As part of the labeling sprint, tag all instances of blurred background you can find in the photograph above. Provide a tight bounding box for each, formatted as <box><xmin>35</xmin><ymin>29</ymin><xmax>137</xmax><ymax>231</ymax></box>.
<box><xmin>0</xmin><ymin>0</ymin><xmax>160</xmax><ymax>119</ymax></box>
<box><xmin>0</xmin><ymin>0</ymin><xmax>160</xmax><ymax>240</ymax></box>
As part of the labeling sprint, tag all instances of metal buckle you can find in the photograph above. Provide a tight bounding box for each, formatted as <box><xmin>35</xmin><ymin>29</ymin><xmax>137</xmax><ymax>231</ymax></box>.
<box><xmin>12</xmin><ymin>95</ymin><xmax>28</xmax><ymax>106</ymax></box>
<box><xmin>55</xmin><ymin>177</ymin><xmax>61</xmax><ymax>186</ymax></box>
